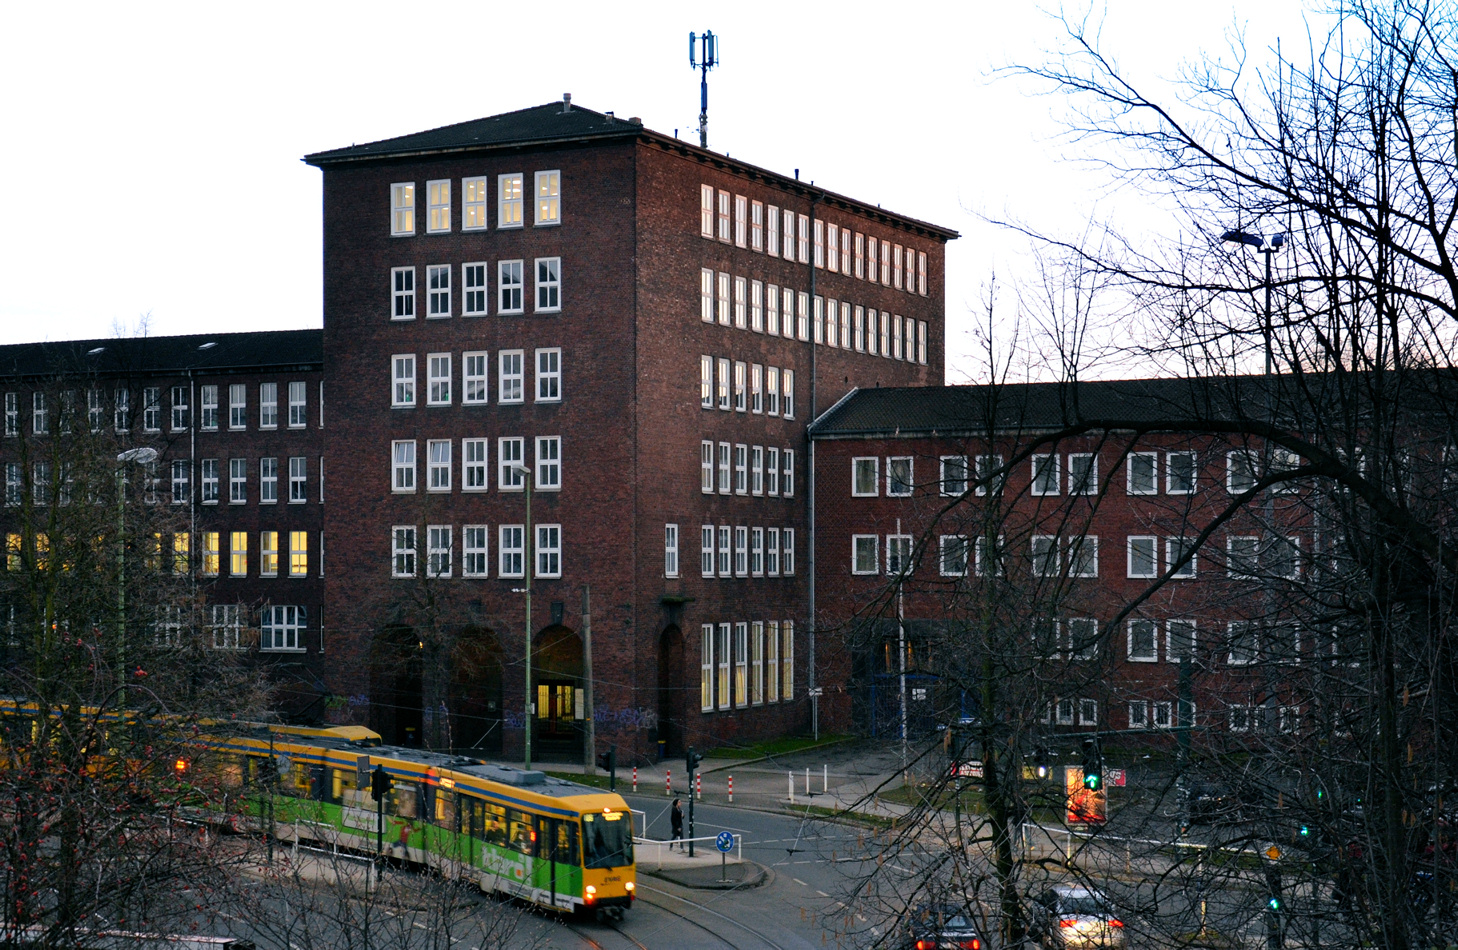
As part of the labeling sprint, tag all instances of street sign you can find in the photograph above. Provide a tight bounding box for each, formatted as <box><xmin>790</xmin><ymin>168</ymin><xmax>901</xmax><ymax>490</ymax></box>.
<box><xmin>715</xmin><ymin>831</ymin><xmax>735</xmax><ymax>853</ymax></box>
<box><xmin>952</xmin><ymin>760</ymin><xmax>983</xmax><ymax>778</ymax></box>
<box><xmin>808</xmin><ymin>687</ymin><xmax>823</xmax><ymax>697</ymax></box>
<box><xmin>1265</xmin><ymin>844</ymin><xmax>1282</xmax><ymax>861</ymax></box>
<box><xmin>1108</xmin><ymin>767</ymin><xmax>1126</xmax><ymax>787</ymax></box>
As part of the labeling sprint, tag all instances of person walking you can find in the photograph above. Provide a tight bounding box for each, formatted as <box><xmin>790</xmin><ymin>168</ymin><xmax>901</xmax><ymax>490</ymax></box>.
<box><xmin>669</xmin><ymin>798</ymin><xmax>684</xmax><ymax>851</ymax></box>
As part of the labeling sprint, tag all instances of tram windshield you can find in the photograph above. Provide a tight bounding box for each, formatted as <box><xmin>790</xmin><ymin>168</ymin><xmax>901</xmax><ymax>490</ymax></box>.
<box><xmin>581</xmin><ymin>810</ymin><xmax>634</xmax><ymax>869</ymax></box>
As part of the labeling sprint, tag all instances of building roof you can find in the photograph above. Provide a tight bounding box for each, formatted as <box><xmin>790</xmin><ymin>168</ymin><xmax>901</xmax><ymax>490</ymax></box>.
<box><xmin>0</xmin><ymin>329</ymin><xmax>323</xmax><ymax>380</ymax></box>
<box><xmin>808</xmin><ymin>376</ymin><xmax>1312</xmax><ymax>438</ymax></box>
<box><xmin>304</xmin><ymin>100</ymin><xmax>960</xmax><ymax>241</ymax></box>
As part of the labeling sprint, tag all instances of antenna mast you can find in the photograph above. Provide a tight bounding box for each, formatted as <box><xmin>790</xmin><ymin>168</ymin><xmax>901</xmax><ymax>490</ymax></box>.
<box><xmin>688</xmin><ymin>30</ymin><xmax>719</xmax><ymax>149</ymax></box>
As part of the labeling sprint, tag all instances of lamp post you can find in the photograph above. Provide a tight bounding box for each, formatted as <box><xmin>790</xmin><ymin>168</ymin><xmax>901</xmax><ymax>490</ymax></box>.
<box><xmin>508</xmin><ymin>463</ymin><xmax>534</xmax><ymax>771</ymax></box>
<box><xmin>115</xmin><ymin>447</ymin><xmax>158</xmax><ymax>703</ymax></box>
<box><xmin>1221</xmin><ymin>230</ymin><xmax>1285</xmax><ymax>377</ymax></box>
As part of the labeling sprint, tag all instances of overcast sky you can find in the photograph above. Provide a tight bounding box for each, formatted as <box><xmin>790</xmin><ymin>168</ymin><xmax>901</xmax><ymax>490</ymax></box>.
<box><xmin>0</xmin><ymin>1</ymin><xmax>1318</xmax><ymax>381</ymax></box>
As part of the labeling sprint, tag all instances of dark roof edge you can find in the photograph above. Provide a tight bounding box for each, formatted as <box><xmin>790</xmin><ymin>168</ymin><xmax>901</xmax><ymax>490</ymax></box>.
<box><xmin>807</xmin><ymin>386</ymin><xmax>861</xmax><ymax>435</ymax></box>
<box><xmin>303</xmin><ymin>127</ymin><xmax>639</xmax><ymax>167</ymax></box>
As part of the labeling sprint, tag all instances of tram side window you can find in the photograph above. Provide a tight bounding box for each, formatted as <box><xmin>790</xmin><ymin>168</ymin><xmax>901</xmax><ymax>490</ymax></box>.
<box><xmin>433</xmin><ymin>789</ymin><xmax>458</xmax><ymax>831</ymax></box>
<box><xmin>213</xmin><ymin>752</ymin><xmax>245</xmax><ymax>788</ymax></box>
<box><xmin>244</xmin><ymin>754</ymin><xmax>277</xmax><ymax>788</ymax></box>
<box><xmin>479</xmin><ymin>802</ymin><xmax>509</xmax><ymax>849</ymax></box>
<box><xmin>552</xmin><ymin>821</ymin><xmax>580</xmax><ymax>866</ymax></box>
<box><xmin>508</xmin><ymin>808</ymin><xmax>535</xmax><ymax>855</ymax></box>
<box><xmin>461</xmin><ymin>797</ymin><xmax>485</xmax><ymax>839</ymax></box>
<box><xmin>391</xmin><ymin>782</ymin><xmax>420</xmax><ymax>819</ymax></box>
<box><xmin>331</xmin><ymin>766</ymin><xmax>366</xmax><ymax>807</ymax></box>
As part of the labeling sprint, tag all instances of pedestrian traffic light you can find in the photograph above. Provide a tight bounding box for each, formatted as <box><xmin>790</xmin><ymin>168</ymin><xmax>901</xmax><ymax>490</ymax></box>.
<box><xmin>371</xmin><ymin>764</ymin><xmax>393</xmax><ymax>800</ymax></box>
<box><xmin>597</xmin><ymin>746</ymin><xmax>617</xmax><ymax>791</ymax></box>
<box><xmin>1081</xmin><ymin>737</ymin><xmax>1103</xmax><ymax>790</ymax></box>
<box><xmin>1034</xmin><ymin>746</ymin><xmax>1050</xmax><ymax>780</ymax></box>
<box><xmin>686</xmin><ymin>747</ymin><xmax>702</xmax><ymax>772</ymax></box>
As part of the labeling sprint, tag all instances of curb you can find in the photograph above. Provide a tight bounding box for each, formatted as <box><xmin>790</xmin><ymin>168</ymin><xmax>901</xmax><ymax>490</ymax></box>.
<box><xmin>697</xmin><ymin>735</ymin><xmax>859</xmax><ymax>775</ymax></box>
<box><xmin>639</xmin><ymin>860</ymin><xmax>772</xmax><ymax>891</ymax></box>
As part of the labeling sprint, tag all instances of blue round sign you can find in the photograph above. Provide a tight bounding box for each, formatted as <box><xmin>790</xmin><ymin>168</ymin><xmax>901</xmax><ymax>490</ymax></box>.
<box><xmin>715</xmin><ymin>831</ymin><xmax>735</xmax><ymax>853</ymax></box>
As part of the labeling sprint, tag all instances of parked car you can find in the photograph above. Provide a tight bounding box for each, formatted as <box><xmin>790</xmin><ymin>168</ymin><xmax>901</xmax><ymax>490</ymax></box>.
<box><xmin>903</xmin><ymin>903</ymin><xmax>985</xmax><ymax>950</ymax></box>
<box><xmin>1027</xmin><ymin>885</ymin><xmax>1127</xmax><ymax>948</ymax></box>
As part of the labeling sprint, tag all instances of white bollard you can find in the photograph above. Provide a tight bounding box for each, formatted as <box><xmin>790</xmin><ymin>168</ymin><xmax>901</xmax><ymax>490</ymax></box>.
<box><xmin>823</xmin><ymin>764</ymin><xmax>828</xmax><ymax>793</ymax></box>
<box><xmin>788</xmin><ymin>771</ymin><xmax>794</xmax><ymax>803</ymax></box>
<box><xmin>805</xmin><ymin>767</ymin><xmax>810</xmax><ymax>795</ymax></box>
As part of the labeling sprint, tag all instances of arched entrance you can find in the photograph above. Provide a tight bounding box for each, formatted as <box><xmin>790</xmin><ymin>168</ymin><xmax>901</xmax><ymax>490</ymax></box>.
<box><xmin>533</xmin><ymin>625</ymin><xmax>583</xmax><ymax>760</ymax></box>
<box><xmin>657</xmin><ymin>625</ymin><xmax>685</xmax><ymax>757</ymax></box>
<box><xmin>449</xmin><ymin>626</ymin><xmax>504</xmax><ymax>757</ymax></box>
<box><xmin>370</xmin><ymin>625</ymin><xmax>423</xmax><ymax>747</ymax></box>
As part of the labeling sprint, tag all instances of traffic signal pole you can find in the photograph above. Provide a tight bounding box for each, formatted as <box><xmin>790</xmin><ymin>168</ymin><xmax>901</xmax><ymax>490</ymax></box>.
<box><xmin>685</xmin><ymin>747</ymin><xmax>701</xmax><ymax>857</ymax></box>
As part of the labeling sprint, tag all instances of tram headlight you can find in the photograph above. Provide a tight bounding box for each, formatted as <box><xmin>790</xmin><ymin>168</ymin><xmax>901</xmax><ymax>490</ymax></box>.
<box><xmin>585</xmin><ymin>885</ymin><xmax>596</xmax><ymax>904</ymax></box>
<box><xmin>624</xmin><ymin>882</ymin><xmax>634</xmax><ymax>891</ymax></box>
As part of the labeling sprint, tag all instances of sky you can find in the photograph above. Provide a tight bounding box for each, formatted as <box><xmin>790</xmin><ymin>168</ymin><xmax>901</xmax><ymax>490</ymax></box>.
<box><xmin>0</xmin><ymin>1</ymin><xmax>1320</xmax><ymax>382</ymax></box>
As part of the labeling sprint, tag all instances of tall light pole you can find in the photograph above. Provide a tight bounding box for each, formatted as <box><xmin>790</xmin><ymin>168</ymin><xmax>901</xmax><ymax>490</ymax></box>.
<box><xmin>508</xmin><ymin>463</ymin><xmax>534</xmax><ymax>771</ymax></box>
<box><xmin>115</xmin><ymin>447</ymin><xmax>158</xmax><ymax>704</ymax></box>
<box><xmin>1221</xmin><ymin>230</ymin><xmax>1285</xmax><ymax>377</ymax></box>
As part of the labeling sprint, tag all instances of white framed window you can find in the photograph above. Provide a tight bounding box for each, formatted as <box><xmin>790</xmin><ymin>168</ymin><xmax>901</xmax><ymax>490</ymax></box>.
<box><xmin>535</xmin><ymin>524</ymin><xmax>561</xmax><ymax>578</ymax></box>
<box><xmin>975</xmin><ymin>535</ymin><xmax>1004</xmax><ymax>576</ymax></box>
<box><xmin>797</xmin><ymin>213</ymin><xmax>810</xmax><ymax>262</ymax></box>
<box><xmin>499</xmin><ymin>350</ymin><xmax>524</xmax><ymax>403</ymax></box>
<box><xmin>289</xmin><ymin>531</ymin><xmax>307</xmax><ymax>578</ymax></box>
<box><xmin>716</xmin><ymin>622</ymin><xmax>731</xmax><ymax>709</ymax></box>
<box><xmin>766</xmin><ymin>621</ymin><xmax>781</xmax><ymax>702</ymax></box>
<box><xmin>734</xmin><ymin>276</ymin><xmax>747</xmax><ymax>328</ymax></box>
<box><xmin>751</xmin><ymin>364</ymin><xmax>763</xmax><ymax>413</ymax></box>
<box><xmin>1167</xmin><ymin>619</ymin><xmax>1196</xmax><ymax>662</ymax></box>
<box><xmin>766</xmin><ymin>366</ymin><xmax>780</xmax><ymax>415</ymax></box>
<box><xmin>498</xmin><ymin>173</ymin><xmax>523</xmax><ymax>228</ymax></box>
<box><xmin>751</xmin><ymin>527</ymin><xmax>764</xmax><ymax>575</ymax></box>
<box><xmin>3</xmin><ymin>392</ymin><xmax>16</xmax><ymax>437</ymax></box>
<box><xmin>867</xmin><ymin>236</ymin><xmax>878</xmax><ymax>282</ymax></box>
<box><xmin>751</xmin><ymin>622</ymin><xmax>764</xmax><ymax>705</ymax></box>
<box><xmin>535</xmin><ymin>436</ymin><xmax>561</xmax><ymax>490</ymax></box>
<box><xmin>780</xmin><ymin>620</ymin><xmax>794</xmax><ymax>699</ymax></box>
<box><xmin>813</xmin><ymin>219</ymin><xmax>825</xmax><ymax>268</ymax></box>
<box><xmin>886</xmin><ymin>534</ymin><xmax>912</xmax><ymax>574</ymax></box>
<box><xmin>260</xmin><ymin>531</ymin><xmax>279</xmax><ymax>576</ymax></box>
<box><xmin>880</xmin><ymin>239</ymin><xmax>892</xmax><ymax>283</ymax></box>
<box><xmin>717</xmin><ymin>525</ymin><xmax>731</xmax><ymax>576</ymax></box>
<box><xmin>782</xmin><ymin>449</ymin><xmax>795</xmax><ymax>497</ymax></box>
<box><xmin>782</xmin><ymin>528</ymin><xmax>795</xmax><ymax>575</ymax></box>
<box><xmin>390</xmin><ymin>182</ymin><xmax>414</xmax><ymax>236</ymax></box>
<box><xmin>766</xmin><ymin>528</ymin><xmax>780</xmax><ymax>575</ymax></box>
<box><xmin>463</xmin><ymin>177</ymin><xmax>488</xmax><ymax>230</ymax></box>
<box><xmin>227</xmin><ymin>383</ymin><xmax>244</xmax><ymax>429</ymax></box>
<box><xmin>287</xmin><ymin>381</ymin><xmax>306</xmax><ymax>428</ymax></box>
<box><xmin>535</xmin><ymin>348</ymin><xmax>561</xmax><ymax>402</ymax></box>
<box><xmin>227</xmin><ymin>457</ymin><xmax>247</xmax><ymax>504</ymax></box>
<box><xmin>1226</xmin><ymin>535</ymin><xmax>1259</xmax><ymax>578</ymax></box>
<box><xmin>170</xmin><ymin>385</ymin><xmax>188</xmax><ymax>431</ymax></box>
<box><xmin>463</xmin><ymin>351</ymin><xmax>488</xmax><ymax>404</ymax></box>
<box><xmin>1063</xmin><ymin>617</ymin><xmax>1099</xmax><ymax>661</ymax></box>
<box><xmin>734</xmin><ymin>443</ymin><xmax>747</xmax><ymax>494</ymax></box>
<box><xmin>1031</xmin><ymin>535</ymin><xmax>1058</xmax><ymax>576</ymax></box>
<box><xmin>853</xmin><ymin>535</ymin><xmax>879</xmax><ymax>574</ymax></box>
<box><xmin>940</xmin><ymin>456</ymin><xmax>968</xmax><ymax>496</ymax></box>
<box><xmin>750</xmin><ymin>200</ymin><xmax>763</xmax><ymax>252</ymax></box>
<box><xmin>1127</xmin><ymin>535</ymin><xmax>1158</xmax><ymax>578</ymax></box>
<box><xmin>86</xmin><ymin>388</ymin><xmax>104</xmax><ymax>432</ymax></box>
<box><xmin>1055</xmin><ymin>699</ymin><xmax>1075</xmax><ymax>726</ymax></box>
<box><xmin>289</xmin><ymin>457</ymin><xmax>307</xmax><ymax>503</ymax></box>
<box><xmin>392</xmin><ymin>266</ymin><xmax>416</xmax><ymax>319</ymax></box>
<box><xmin>392</xmin><ymin>526</ymin><xmax>417</xmax><ymax>577</ymax></box>
<box><xmin>718</xmin><ymin>190</ymin><xmax>731</xmax><ymax>242</ymax></box>
<box><xmin>734</xmin><ymin>622</ymin><xmax>749</xmax><ymax>706</ymax></box>
<box><xmin>868</xmin><ymin>309</ymin><xmax>881</xmax><ymax>355</ymax></box>
<box><xmin>391</xmin><ymin>440</ymin><xmax>416</xmax><ymax>492</ymax></box>
<box><xmin>717</xmin><ymin>442</ymin><xmax>730</xmax><ymax>494</ymax></box>
<box><xmin>427</xmin><ymin>439</ymin><xmax>451</xmax><ymax>492</ymax></box>
<box><xmin>1068</xmin><ymin>535</ymin><xmax>1098</xmax><ymax>577</ymax></box>
<box><xmin>918</xmin><ymin>250</ymin><xmax>928</xmax><ymax>295</ymax></box>
<box><xmin>1227</xmin><ymin>621</ymin><xmax>1259</xmax><ymax>665</ymax></box>
<box><xmin>170</xmin><ymin>460</ymin><xmax>189</xmax><ymax>504</ymax></box>
<box><xmin>701</xmin><ymin>624</ymin><xmax>714</xmax><ymax>711</ymax></box>
<box><xmin>700</xmin><ymin>185</ymin><xmax>715</xmax><ymax>238</ymax></box>
<box><xmin>208</xmin><ymin>603</ymin><xmax>239</xmax><ymax>647</ymax></box>
<box><xmin>1031</xmin><ymin>454</ymin><xmax>1059</xmax><ymax>495</ymax></box>
<box><xmin>463</xmin><ymin>525</ymin><xmax>489</xmax><ymax>577</ymax></box>
<box><xmin>886</xmin><ymin>457</ymin><xmax>912</xmax><ymax>496</ymax></box>
<box><xmin>1128</xmin><ymin>619</ymin><xmax>1158</xmax><ymax>662</ymax></box>
<box><xmin>534</xmin><ymin>170</ymin><xmax>560</xmax><ymax>225</ymax></box>
<box><xmin>781</xmin><ymin>208</ymin><xmax>794</xmax><ymax>259</ymax></box>
<box><xmin>1227</xmin><ymin>450</ymin><xmax>1259</xmax><ymax>494</ymax></box>
<box><xmin>427</xmin><ymin>525</ymin><xmax>452</xmax><ymax>578</ymax></box>
<box><xmin>427</xmin><ymin>353</ymin><xmax>451</xmax><ymax>405</ymax></box>
<box><xmin>734</xmin><ymin>526</ymin><xmax>748</xmax><ymax>576</ymax></box>
<box><xmin>892</xmin><ymin>243</ymin><xmax>903</xmax><ymax>288</ymax></box>
<box><xmin>734</xmin><ymin>198</ymin><xmax>749</xmax><ymax>249</ymax></box>
<box><xmin>700</xmin><ymin>440</ymin><xmax>714</xmax><ymax>493</ymax></box>
<box><xmin>717</xmin><ymin>357</ymin><xmax>730</xmax><ymax>410</ymax></box>
<box><xmin>796</xmin><ymin>293</ymin><xmax>809</xmax><ymax>341</ymax></box>
<box><xmin>766</xmin><ymin>447</ymin><xmax>780</xmax><ymax>496</ymax></box>
<box><xmin>766</xmin><ymin>283</ymin><xmax>780</xmax><ymax>336</ymax></box>
<box><xmin>1268</xmin><ymin>536</ymin><xmax>1300</xmax><ymax>579</ymax></box>
<box><xmin>498</xmin><ymin>437</ymin><xmax>525</xmax><ymax>490</ymax></box>
<box><xmin>700</xmin><ymin>355</ymin><xmax>713</xmax><ymax>408</ymax></box>
<box><xmin>1166</xmin><ymin>451</ymin><xmax>1197</xmax><ymax>493</ymax></box>
<box><xmin>750</xmin><ymin>280</ymin><xmax>764</xmax><ymax>332</ymax></box>
<box><xmin>939</xmin><ymin>536</ymin><xmax>969</xmax><ymax>576</ymax></box>
<box><xmin>392</xmin><ymin>354</ymin><xmax>416</xmax><ymax>407</ymax></box>
<box><xmin>751</xmin><ymin>445</ymin><xmax>764</xmax><ymax>495</ymax></box>
<box><xmin>141</xmin><ymin>387</ymin><xmax>159</xmax><ymax>431</ymax></box>
<box><xmin>1128</xmin><ymin>701</ymin><xmax>1149</xmax><ymax>729</ymax></box>
<box><xmin>200</xmin><ymin>459</ymin><xmax>218</xmax><ymax>504</ymax></box>
<box><xmin>498</xmin><ymin>260</ymin><xmax>524</xmax><ymax>313</ymax></box>
<box><xmin>974</xmin><ymin>454</ymin><xmax>1003</xmax><ymax>496</ymax></box>
<box><xmin>1068</xmin><ymin>453</ymin><xmax>1097</xmax><ymax>494</ymax></box>
<box><xmin>734</xmin><ymin>361</ymin><xmax>747</xmax><ymax>412</ymax></box>
<box><xmin>664</xmin><ymin>524</ymin><xmax>679</xmax><ymax>577</ymax></box>
<box><xmin>427</xmin><ymin>264</ymin><xmax>451</xmax><ymax>317</ymax></box>
<box><xmin>260</xmin><ymin>605</ymin><xmax>305</xmax><ymax>652</ymax></box>
<box><xmin>1127</xmin><ymin>452</ymin><xmax>1158</xmax><ymax>495</ymax></box>
<box><xmin>1078</xmin><ymin>698</ymin><xmax>1099</xmax><ymax>726</ymax></box>
<box><xmin>1153</xmin><ymin>702</ymin><xmax>1173</xmax><ymax>729</ymax></box>
<box><xmin>258</xmin><ymin>383</ymin><xmax>278</xmax><ymax>429</ymax></box>
<box><xmin>700</xmin><ymin>525</ymin><xmax>714</xmax><ymax>577</ymax></box>
<box><xmin>917</xmin><ymin>321</ymin><xmax>928</xmax><ymax>364</ymax></box>
<box><xmin>462</xmin><ymin>262</ymin><xmax>488</xmax><ymax>315</ymax></box>
<box><xmin>700</xmin><ymin>268</ymin><xmax>714</xmax><ymax>323</ymax></box>
<box><xmin>891</xmin><ymin>315</ymin><xmax>903</xmax><ymax>359</ymax></box>
<box><xmin>426</xmin><ymin>179</ymin><xmax>451</xmax><ymax>233</ymax></box>
<box><xmin>535</xmin><ymin>257</ymin><xmax>561</xmax><ymax>312</ymax></box>
<box><xmin>1167</xmin><ymin>537</ymin><xmax>1196</xmax><ymax>578</ymax></box>
<box><xmin>826</xmin><ymin>223</ymin><xmax>839</xmax><ymax>272</ymax></box>
<box><xmin>463</xmin><ymin>438</ymin><xmax>488</xmax><ymax>491</ymax></box>
<box><xmin>499</xmin><ymin>525</ymin><xmax>524</xmax><ymax>578</ymax></box>
<box><xmin>841</xmin><ymin>302</ymin><xmax>852</xmax><ymax>350</ymax></box>
<box><xmin>767</xmin><ymin>204</ymin><xmax>780</xmax><ymax>256</ymax></box>
<box><xmin>229</xmin><ymin>531</ymin><xmax>247</xmax><ymax>576</ymax></box>
<box><xmin>717</xmin><ymin>271</ymin><xmax>730</xmax><ymax>325</ymax></box>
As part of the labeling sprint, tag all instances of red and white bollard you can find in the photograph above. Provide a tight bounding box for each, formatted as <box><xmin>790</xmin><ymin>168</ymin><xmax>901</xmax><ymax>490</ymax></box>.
<box><xmin>632</xmin><ymin>765</ymin><xmax>638</xmax><ymax>793</ymax></box>
<box><xmin>666</xmin><ymin>769</ymin><xmax>672</xmax><ymax>796</ymax></box>
<box><xmin>696</xmin><ymin>772</ymin><xmax>702</xmax><ymax>802</ymax></box>
<box><xmin>728</xmin><ymin>775</ymin><xmax>734</xmax><ymax>803</ymax></box>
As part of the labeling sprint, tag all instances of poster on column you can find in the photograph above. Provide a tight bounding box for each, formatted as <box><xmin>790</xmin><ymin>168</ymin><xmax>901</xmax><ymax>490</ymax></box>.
<box><xmin>1064</xmin><ymin>766</ymin><xmax>1107</xmax><ymax>825</ymax></box>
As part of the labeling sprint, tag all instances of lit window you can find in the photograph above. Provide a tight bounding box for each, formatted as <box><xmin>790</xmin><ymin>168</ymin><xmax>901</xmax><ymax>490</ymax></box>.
<box><xmin>200</xmin><ymin>533</ymin><xmax>220</xmax><ymax>577</ymax></box>
<box><xmin>426</xmin><ymin>179</ymin><xmax>451</xmax><ymax>233</ymax></box>
<box><xmin>289</xmin><ymin>531</ymin><xmax>308</xmax><ymax>577</ymax></box>
<box><xmin>462</xmin><ymin>177</ymin><xmax>488</xmax><ymax>230</ymax></box>
<box><xmin>716</xmin><ymin>622</ymin><xmax>730</xmax><ymax>709</ymax></box>
<box><xmin>229</xmin><ymin>531</ymin><xmax>248</xmax><ymax>576</ymax></box>
<box><xmin>783</xmin><ymin>370</ymin><xmax>795</xmax><ymax>419</ymax></box>
<box><xmin>260</xmin><ymin>531</ymin><xmax>279</xmax><ymax>576</ymax></box>
<box><xmin>498</xmin><ymin>173</ymin><xmax>523</xmax><ymax>228</ymax></box>
<box><xmin>534</xmin><ymin>170</ymin><xmax>560</xmax><ymax>225</ymax></box>
<box><xmin>391</xmin><ymin>182</ymin><xmax>414</xmax><ymax>235</ymax></box>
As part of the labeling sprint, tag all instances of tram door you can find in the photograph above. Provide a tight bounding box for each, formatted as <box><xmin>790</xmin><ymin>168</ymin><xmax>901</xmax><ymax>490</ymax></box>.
<box><xmin>533</xmin><ymin>815</ymin><xmax>580</xmax><ymax>909</ymax></box>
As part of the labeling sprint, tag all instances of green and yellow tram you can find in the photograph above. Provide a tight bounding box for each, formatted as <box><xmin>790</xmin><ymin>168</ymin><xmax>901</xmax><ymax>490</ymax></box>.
<box><xmin>209</xmin><ymin>729</ymin><xmax>637</xmax><ymax>916</ymax></box>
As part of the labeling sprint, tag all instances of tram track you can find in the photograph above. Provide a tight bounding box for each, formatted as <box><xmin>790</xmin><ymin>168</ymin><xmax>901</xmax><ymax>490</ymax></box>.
<box><xmin>630</xmin><ymin>881</ymin><xmax>792</xmax><ymax>950</ymax></box>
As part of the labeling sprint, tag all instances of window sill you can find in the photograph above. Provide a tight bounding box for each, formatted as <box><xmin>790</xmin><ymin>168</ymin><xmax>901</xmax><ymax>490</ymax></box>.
<box><xmin>260</xmin><ymin>647</ymin><xmax>307</xmax><ymax>653</ymax></box>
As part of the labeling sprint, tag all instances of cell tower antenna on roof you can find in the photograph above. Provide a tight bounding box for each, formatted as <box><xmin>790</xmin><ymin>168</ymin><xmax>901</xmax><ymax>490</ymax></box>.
<box><xmin>688</xmin><ymin>30</ymin><xmax>719</xmax><ymax>149</ymax></box>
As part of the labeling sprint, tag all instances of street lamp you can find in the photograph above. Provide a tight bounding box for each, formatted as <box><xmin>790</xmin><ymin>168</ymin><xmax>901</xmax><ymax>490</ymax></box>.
<box><xmin>116</xmin><ymin>447</ymin><xmax>158</xmax><ymax>702</ymax></box>
<box><xmin>1221</xmin><ymin>230</ymin><xmax>1286</xmax><ymax>376</ymax></box>
<box><xmin>508</xmin><ymin>463</ymin><xmax>534</xmax><ymax>771</ymax></box>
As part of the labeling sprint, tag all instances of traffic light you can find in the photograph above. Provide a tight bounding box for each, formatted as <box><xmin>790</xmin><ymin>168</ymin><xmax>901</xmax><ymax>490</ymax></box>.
<box><xmin>1034</xmin><ymin>746</ymin><xmax>1050</xmax><ymax>780</ymax></box>
<box><xmin>370</xmin><ymin>765</ymin><xmax>393</xmax><ymax>800</ymax></box>
<box><xmin>685</xmin><ymin>747</ymin><xmax>702</xmax><ymax>773</ymax></box>
<box><xmin>1081</xmin><ymin>737</ymin><xmax>1103</xmax><ymax>790</ymax></box>
<box><xmin>597</xmin><ymin>745</ymin><xmax>617</xmax><ymax>791</ymax></box>
<box><xmin>1268</xmin><ymin>896</ymin><xmax>1281</xmax><ymax>911</ymax></box>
